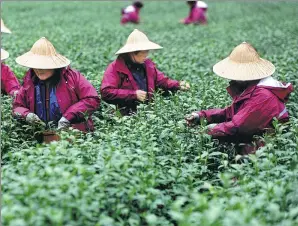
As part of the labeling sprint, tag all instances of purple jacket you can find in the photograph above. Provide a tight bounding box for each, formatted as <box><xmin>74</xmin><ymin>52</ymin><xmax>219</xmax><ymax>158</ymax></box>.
<box><xmin>199</xmin><ymin>77</ymin><xmax>293</xmax><ymax>140</ymax></box>
<box><xmin>1</xmin><ymin>63</ymin><xmax>20</xmax><ymax>96</ymax></box>
<box><xmin>13</xmin><ymin>67</ymin><xmax>100</xmax><ymax>132</ymax></box>
<box><xmin>100</xmin><ymin>58</ymin><xmax>180</xmax><ymax>115</ymax></box>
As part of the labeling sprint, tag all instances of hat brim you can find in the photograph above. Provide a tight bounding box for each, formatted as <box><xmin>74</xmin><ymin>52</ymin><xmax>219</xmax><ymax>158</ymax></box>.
<box><xmin>1</xmin><ymin>26</ymin><xmax>12</xmax><ymax>34</ymax></box>
<box><xmin>16</xmin><ymin>51</ymin><xmax>71</xmax><ymax>69</ymax></box>
<box><xmin>115</xmin><ymin>41</ymin><xmax>163</xmax><ymax>55</ymax></box>
<box><xmin>1</xmin><ymin>49</ymin><xmax>9</xmax><ymax>61</ymax></box>
<box><xmin>213</xmin><ymin>57</ymin><xmax>275</xmax><ymax>81</ymax></box>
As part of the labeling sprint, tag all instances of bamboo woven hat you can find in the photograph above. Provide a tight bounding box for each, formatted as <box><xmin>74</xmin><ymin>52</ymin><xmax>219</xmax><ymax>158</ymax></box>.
<box><xmin>1</xmin><ymin>48</ymin><xmax>9</xmax><ymax>61</ymax></box>
<box><xmin>1</xmin><ymin>19</ymin><xmax>12</xmax><ymax>33</ymax></box>
<box><xmin>16</xmin><ymin>37</ymin><xmax>70</xmax><ymax>69</ymax></box>
<box><xmin>213</xmin><ymin>42</ymin><xmax>275</xmax><ymax>81</ymax></box>
<box><xmin>115</xmin><ymin>29</ymin><xmax>163</xmax><ymax>55</ymax></box>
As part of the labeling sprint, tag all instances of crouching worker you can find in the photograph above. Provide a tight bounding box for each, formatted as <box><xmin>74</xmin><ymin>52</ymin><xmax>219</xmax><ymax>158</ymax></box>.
<box><xmin>180</xmin><ymin>1</ymin><xmax>208</xmax><ymax>25</ymax></box>
<box><xmin>1</xmin><ymin>49</ymin><xmax>20</xmax><ymax>97</ymax></box>
<box><xmin>185</xmin><ymin>42</ymin><xmax>293</xmax><ymax>155</ymax></box>
<box><xmin>101</xmin><ymin>29</ymin><xmax>190</xmax><ymax>116</ymax></box>
<box><xmin>121</xmin><ymin>1</ymin><xmax>143</xmax><ymax>25</ymax></box>
<box><xmin>13</xmin><ymin>37</ymin><xmax>100</xmax><ymax>132</ymax></box>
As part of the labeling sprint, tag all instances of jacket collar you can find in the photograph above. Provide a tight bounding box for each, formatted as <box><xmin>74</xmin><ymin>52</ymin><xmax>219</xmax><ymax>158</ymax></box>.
<box><xmin>114</xmin><ymin>57</ymin><xmax>156</xmax><ymax>96</ymax></box>
<box><xmin>115</xmin><ymin>57</ymin><xmax>132</xmax><ymax>75</ymax></box>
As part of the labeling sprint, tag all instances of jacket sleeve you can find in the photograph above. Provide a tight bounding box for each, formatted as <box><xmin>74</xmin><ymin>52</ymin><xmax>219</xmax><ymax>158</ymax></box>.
<box><xmin>1</xmin><ymin>65</ymin><xmax>20</xmax><ymax>96</ymax></box>
<box><xmin>130</xmin><ymin>12</ymin><xmax>140</xmax><ymax>23</ymax></box>
<box><xmin>155</xmin><ymin>67</ymin><xmax>180</xmax><ymax>91</ymax></box>
<box><xmin>198</xmin><ymin>108</ymin><xmax>229</xmax><ymax>123</ymax></box>
<box><xmin>12</xmin><ymin>86</ymin><xmax>31</xmax><ymax>118</ymax></box>
<box><xmin>100</xmin><ymin>65</ymin><xmax>137</xmax><ymax>105</ymax></box>
<box><xmin>63</xmin><ymin>72</ymin><xmax>100</xmax><ymax>122</ymax></box>
<box><xmin>208</xmin><ymin>91</ymin><xmax>278</xmax><ymax>138</ymax></box>
<box><xmin>121</xmin><ymin>15</ymin><xmax>129</xmax><ymax>24</ymax></box>
<box><xmin>183</xmin><ymin>9</ymin><xmax>194</xmax><ymax>24</ymax></box>
<box><xmin>121</xmin><ymin>12</ymin><xmax>139</xmax><ymax>24</ymax></box>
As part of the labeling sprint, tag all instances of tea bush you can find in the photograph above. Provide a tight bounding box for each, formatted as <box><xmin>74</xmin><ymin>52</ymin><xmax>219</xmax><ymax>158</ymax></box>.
<box><xmin>1</xmin><ymin>1</ymin><xmax>298</xmax><ymax>226</ymax></box>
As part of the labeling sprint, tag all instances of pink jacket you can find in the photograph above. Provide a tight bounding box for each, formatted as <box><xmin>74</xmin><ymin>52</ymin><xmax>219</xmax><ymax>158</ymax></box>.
<box><xmin>100</xmin><ymin>58</ymin><xmax>180</xmax><ymax>115</ymax></box>
<box><xmin>121</xmin><ymin>5</ymin><xmax>140</xmax><ymax>24</ymax></box>
<box><xmin>184</xmin><ymin>6</ymin><xmax>207</xmax><ymax>24</ymax></box>
<box><xmin>199</xmin><ymin>77</ymin><xmax>294</xmax><ymax>140</ymax></box>
<box><xmin>13</xmin><ymin>67</ymin><xmax>100</xmax><ymax>132</ymax></box>
<box><xmin>1</xmin><ymin>63</ymin><xmax>20</xmax><ymax>96</ymax></box>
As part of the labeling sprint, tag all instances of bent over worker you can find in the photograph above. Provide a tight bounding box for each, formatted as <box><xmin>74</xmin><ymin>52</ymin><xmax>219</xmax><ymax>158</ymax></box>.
<box><xmin>185</xmin><ymin>42</ymin><xmax>293</xmax><ymax>154</ymax></box>
<box><xmin>180</xmin><ymin>1</ymin><xmax>208</xmax><ymax>25</ymax></box>
<box><xmin>121</xmin><ymin>1</ymin><xmax>143</xmax><ymax>25</ymax></box>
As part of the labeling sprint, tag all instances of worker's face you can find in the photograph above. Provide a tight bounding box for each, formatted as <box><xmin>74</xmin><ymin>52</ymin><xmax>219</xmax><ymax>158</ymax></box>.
<box><xmin>130</xmin><ymin>50</ymin><xmax>149</xmax><ymax>64</ymax></box>
<box><xmin>229</xmin><ymin>80</ymin><xmax>251</xmax><ymax>89</ymax></box>
<box><xmin>33</xmin><ymin>69</ymin><xmax>55</xmax><ymax>81</ymax></box>
<box><xmin>231</xmin><ymin>80</ymin><xmax>247</xmax><ymax>84</ymax></box>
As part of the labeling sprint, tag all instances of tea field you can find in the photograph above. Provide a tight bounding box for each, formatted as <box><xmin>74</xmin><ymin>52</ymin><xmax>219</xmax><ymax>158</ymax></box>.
<box><xmin>1</xmin><ymin>1</ymin><xmax>298</xmax><ymax>226</ymax></box>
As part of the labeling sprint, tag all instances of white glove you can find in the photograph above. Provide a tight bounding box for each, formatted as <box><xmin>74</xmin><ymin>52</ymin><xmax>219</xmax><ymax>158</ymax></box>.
<box><xmin>207</xmin><ymin>123</ymin><xmax>217</xmax><ymax>130</ymax></box>
<box><xmin>58</xmin><ymin>117</ymin><xmax>71</xmax><ymax>130</ymax></box>
<box><xmin>185</xmin><ymin>112</ymin><xmax>200</xmax><ymax>126</ymax></box>
<box><xmin>26</xmin><ymin>113</ymin><xmax>43</xmax><ymax>124</ymax></box>
<box><xmin>191</xmin><ymin>112</ymin><xmax>200</xmax><ymax>121</ymax></box>
<box><xmin>13</xmin><ymin>90</ymin><xmax>19</xmax><ymax>98</ymax></box>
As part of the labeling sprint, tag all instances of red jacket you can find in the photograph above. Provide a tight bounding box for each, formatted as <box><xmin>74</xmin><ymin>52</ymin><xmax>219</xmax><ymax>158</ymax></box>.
<box><xmin>100</xmin><ymin>58</ymin><xmax>180</xmax><ymax>115</ymax></box>
<box><xmin>121</xmin><ymin>5</ymin><xmax>140</xmax><ymax>24</ymax></box>
<box><xmin>1</xmin><ymin>63</ymin><xmax>20</xmax><ymax>96</ymax></box>
<box><xmin>13</xmin><ymin>67</ymin><xmax>100</xmax><ymax>132</ymax></box>
<box><xmin>199</xmin><ymin>77</ymin><xmax>293</xmax><ymax>140</ymax></box>
<box><xmin>184</xmin><ymin>5</ymin><xmax>207</xmax><ymax>24</ymax></box>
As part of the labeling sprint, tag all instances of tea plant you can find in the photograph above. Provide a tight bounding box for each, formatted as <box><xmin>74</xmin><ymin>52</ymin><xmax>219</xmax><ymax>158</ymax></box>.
<box><xmin>1</xmin><ymin>1</ymin><xmax>298</xmax><ymax>226</ymax></box>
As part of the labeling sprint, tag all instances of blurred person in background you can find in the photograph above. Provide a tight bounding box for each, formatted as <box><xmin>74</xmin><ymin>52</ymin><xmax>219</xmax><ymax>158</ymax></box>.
<box><xmin>121</xmin><ymin>1</ymin><xmax>143</xmax><ymax>25</ymax></box>
<box><xmin>180</xmin><ymin>1</ymin><xmax>208</xmax><ymax>25</ymax></box>
<box><xmin>1</xmin><ymin>49</ymin><xmax>20</xmax><ymax>97</ymax></box>
<box><xmin>101</xmin><ymin>29</ymin><xmax>190</xmax><ymax>116</ymax></box>
<box><xmin>1</xmin><ymin>19</ymin><xmax>20</xmax><ymax>97</ymax></box>
<box><xmin>13</xmin><ymin>37</ymin><xmax>100</xmax><ymax>132</ymax></box>
<box><xmin>185</xmin><ymin>42</ymin><xmax>293</xmax><ymax>155</ymax></box>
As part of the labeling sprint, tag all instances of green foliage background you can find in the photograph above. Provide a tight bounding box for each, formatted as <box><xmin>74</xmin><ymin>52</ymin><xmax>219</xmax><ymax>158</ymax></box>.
<box><xmin>1</xmin><ymin>1</ymin><xmax>298</xmax><ymax>226</ymax></box>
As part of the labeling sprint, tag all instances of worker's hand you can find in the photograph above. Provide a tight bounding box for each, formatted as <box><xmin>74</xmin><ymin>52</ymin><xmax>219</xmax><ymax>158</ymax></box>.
<box><xmin>26</xmin><ymin>113</ymin><xmax>44</xmax><ymax>125</ymax></box>
<box><xmin>13</xmin><ymin>90</ymin><xmax>19</xmax><ymax>98</ymax></box>
<box><xmin>207</xmin><ymin>123</ymin><xmax>217</xmax><ymax>130</ymax></box>
<box><xmin>58</xmin><ymin>117</ymin><xmax>71</xmax><ymax>130</ymax></box>
<box><xmin>179</xmin><ymin>19</ymin><xmax>185</xmax><ymax>24</ymax></box>
<box><xmin>185</xmin><ymin>112</ymin><xmax>200</xmax><ymax>126</ymax></box>
<box><xmin>136</xmin><ymin>90</ymin><xmax>147</xmax><ymax>102</ymax></box>
<box><xmin>180</xmin><ymin>81</ymin><xmax>190</xmax><ymax>91</ymax></box>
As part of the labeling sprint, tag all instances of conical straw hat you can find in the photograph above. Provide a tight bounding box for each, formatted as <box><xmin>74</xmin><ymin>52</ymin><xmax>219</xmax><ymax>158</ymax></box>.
<box><xmin>1</xmin><ymin>48</ymin><xmax>9</xmax><ymax>61</ymax></box>
<box><xmin>1</xmin><ymin>19</ymin><xmax>12</xmax><ymax>34</ymax></box>
<box><xmin>115</xmin><ymin>29</ymin><xmax>163</xmax><ymax>55</ymax></box>
<box><xmin>16</xmin><ymin>37</ymin><xmax>70</xmax><ymax>69</ymax></box>
<box><xmin>213</xmin><ymin>42</ymin><xmax>275</xmax><ymax>81</ymax></box>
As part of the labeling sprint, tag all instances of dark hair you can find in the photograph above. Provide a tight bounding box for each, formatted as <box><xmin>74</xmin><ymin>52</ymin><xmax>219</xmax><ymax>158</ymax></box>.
<box><xmin>187</xmin><ymin>1</ymin><xmax>197</xmax><ymax>7</ymax></box>
<box><xmin>133</xmin><ymin>1</ymin><xmax>143</xmax><ymax>8</ymax></box>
